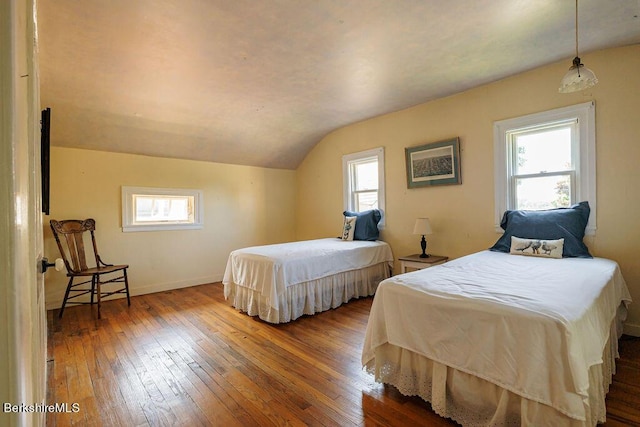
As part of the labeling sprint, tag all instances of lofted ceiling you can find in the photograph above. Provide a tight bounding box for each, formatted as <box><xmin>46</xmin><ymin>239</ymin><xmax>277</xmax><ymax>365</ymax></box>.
<box><xmin>37</xmin><ymin>0</ymin><xmax>640</xmax><ymax>169</ymax></box>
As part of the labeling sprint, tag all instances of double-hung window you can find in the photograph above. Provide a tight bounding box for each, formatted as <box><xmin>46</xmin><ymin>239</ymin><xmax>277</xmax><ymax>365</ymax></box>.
<box><xmin>494</xmin><ymin>102</ymin><xmax>596</xmax><ymax>234</ymax></box>
<box><xmin>509</xmin><ymin>121</ymin><xmax>576</xmax><ymax>210</ymax></box>
<box><xmin>342</xmin><ymin>147</ymin><xmax>385</xmax><ymax>218</ymax></box>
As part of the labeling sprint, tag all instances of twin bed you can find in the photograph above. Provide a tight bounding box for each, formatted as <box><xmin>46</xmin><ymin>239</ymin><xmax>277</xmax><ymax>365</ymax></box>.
<box><xmin>222</xmin><ymin>237</ymin><xmax>393</xmax><ymax>323</ymax></box>
<box><xmin>223</xmin><ymin>209</ymin><xmax>392</xmax><ymax>323</ymax></box>
<box><xmin>222</xmin><ymin>204</ymin><xmax>632</xmax><ymax>425</ymax></box>
<box><xmin>362</xmin><ymin>250</ymin><xmax>630</xmax><ymax>425</ymax></box>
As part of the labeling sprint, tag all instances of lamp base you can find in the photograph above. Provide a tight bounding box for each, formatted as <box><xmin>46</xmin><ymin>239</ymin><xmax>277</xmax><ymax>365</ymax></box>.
<box><xmin>419</xmin><ymin>235</ymin><xmax>429</xmax><ymax>258</ymax></box>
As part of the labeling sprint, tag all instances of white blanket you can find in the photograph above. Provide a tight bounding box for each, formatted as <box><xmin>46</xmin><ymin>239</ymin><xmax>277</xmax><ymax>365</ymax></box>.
<box><xmin>362</xmin><ymin>250</ymin><xmax>632</xmax><ymax>421</ymax></box>
<box><xmin>223</xmin><ymin>238</ymin><xmax>393</xmax><ymax>310</ymax></box>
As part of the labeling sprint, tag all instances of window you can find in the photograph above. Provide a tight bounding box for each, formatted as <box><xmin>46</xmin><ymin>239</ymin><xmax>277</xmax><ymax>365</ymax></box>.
<box><xmin>121</xmin><ymin>186</ymin><xmax>203</xmax><ymax>232</ymax></box>
<box><xmin>510</xmin><ymin>122</ymin><xmax>575</xmax><ymax>210</ymax></box>
<box><xmin>343</xmin><ymin>147</ymin><xmax>385</xmax><ymax>219</ymax></box>
<box><xmin>494</xmin><ymin>101</ymin><xmax>596</xmax><ymax>234</ymax></box>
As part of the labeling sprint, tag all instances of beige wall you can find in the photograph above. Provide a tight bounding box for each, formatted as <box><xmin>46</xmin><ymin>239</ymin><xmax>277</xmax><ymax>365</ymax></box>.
<box><xmin>44</xmin><ymin>147</ymin><xmax>296</xmax><ymax>309</ymax></box>
<box><xmin>296</xmin><ymin>45</ymin><xmax>640</xmax><ymax>334</ymax></box>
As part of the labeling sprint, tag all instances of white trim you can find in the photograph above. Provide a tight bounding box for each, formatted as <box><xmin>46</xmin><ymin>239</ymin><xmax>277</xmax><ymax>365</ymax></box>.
<box><xmin>121</xmin><ymin>186</ymin><xmax>204</xmax><ymax>232</ymax></box>
<box><xmin>494</xmin><ymin>102</ymin><xmax>596</xmax><ymax>234</ymax></box>
<box><xmin>342</xmin><ymin>147</ymin><xmax>386</xmax><ymax>225</ymax></box>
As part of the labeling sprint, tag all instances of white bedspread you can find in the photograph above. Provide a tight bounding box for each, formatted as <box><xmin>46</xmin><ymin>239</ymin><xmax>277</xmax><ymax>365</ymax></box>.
<box><xmin>362</xmin><ymin>250</ymin><xmax>632</xmax><ymax>421</ymax></box>
<box><xmin>223</xmin><ymin>238</ymin><xmax>393</xmax><ymax>310</ymax></box>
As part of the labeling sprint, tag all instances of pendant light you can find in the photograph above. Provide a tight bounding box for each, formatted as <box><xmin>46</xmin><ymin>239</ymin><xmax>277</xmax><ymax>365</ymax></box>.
<box><xmin>558</xmin><ymin>0</ymin><xmax>598</xmax><ymax>93</ymax></box>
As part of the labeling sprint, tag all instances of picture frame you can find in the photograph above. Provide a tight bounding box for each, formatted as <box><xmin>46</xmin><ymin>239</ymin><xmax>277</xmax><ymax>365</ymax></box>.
<box><xmin>405</xmin><ymin>137</ymin><xmax>461</xmax><ymax>188</ymax></box>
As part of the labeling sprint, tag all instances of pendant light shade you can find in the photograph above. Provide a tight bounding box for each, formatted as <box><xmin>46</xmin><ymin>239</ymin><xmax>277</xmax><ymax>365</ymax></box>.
<box><xmin>559</xmin><ymin>57</ymin><xmax>598</xmax><ymax>93</ymax></box>
<box><xmin>559</xmin><ymin>0</ymin><xmax>598</xmax><ymax>93</ymax></box>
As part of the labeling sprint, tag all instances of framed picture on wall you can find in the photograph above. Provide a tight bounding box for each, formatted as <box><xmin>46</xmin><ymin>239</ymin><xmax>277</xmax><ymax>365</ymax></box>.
<box><xmin>405</xmin><ymin>137</ymin><xmax>461</xmax><ymax>188</ymax></box>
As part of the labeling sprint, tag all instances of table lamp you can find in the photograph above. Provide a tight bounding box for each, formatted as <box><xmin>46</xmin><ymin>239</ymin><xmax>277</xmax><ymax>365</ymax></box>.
<box><xmin>413</xmin><ymin>218</ymin><xmax>433</xmax><ymax>258</ymax></box>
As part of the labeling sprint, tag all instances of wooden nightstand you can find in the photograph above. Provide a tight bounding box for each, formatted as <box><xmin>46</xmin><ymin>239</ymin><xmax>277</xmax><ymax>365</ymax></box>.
<box><xmin>398</xmin><ymin>254</ymin><xmax>448</xmax><ymax>273</ymax></box>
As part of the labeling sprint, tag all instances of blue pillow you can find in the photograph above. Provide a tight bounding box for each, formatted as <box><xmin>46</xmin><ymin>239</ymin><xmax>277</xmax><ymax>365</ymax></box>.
<box><xmin>343</xmin><ymin>209</ymin><xmax>382</xmax><ymax>241</ymax></box>
<box><xmin>489</xmin><ymin>201</ymin><xmax>592</xmax><ymax>258</ymax></box>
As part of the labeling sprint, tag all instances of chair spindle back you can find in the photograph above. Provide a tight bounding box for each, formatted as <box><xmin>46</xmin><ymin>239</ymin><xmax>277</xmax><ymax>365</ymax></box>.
<box><xmin>50</xmin><ymin>219</ymin><xmax>98</xmax><ymax>274</ymax></box>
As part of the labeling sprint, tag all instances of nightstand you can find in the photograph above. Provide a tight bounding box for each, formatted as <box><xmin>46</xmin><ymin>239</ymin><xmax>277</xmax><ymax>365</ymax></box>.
<box><xmin>398</xmin><ymin>254</ymin><xmax>448</xmax><ymax>273</ymax></box>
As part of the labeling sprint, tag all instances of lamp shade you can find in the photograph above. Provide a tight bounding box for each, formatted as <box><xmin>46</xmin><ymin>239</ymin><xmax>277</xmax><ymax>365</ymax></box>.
<box><xmin>413</xmin><ymin>218</ymin><xmax>433</xmax><ymax>235</ymax></box>
<box><xmin>558</xmin><ymin>57</ymin><xmax>598</xmax><ymax>93</ymax></box>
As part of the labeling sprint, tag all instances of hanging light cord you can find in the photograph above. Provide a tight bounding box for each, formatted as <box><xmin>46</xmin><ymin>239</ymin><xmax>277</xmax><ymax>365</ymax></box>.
<box><xmin>574</xmin><ymin>0</ymin><xmax>579</xmax><ymax>58</ymax></box>
<box><xmin>573</xmin><ymin>0</ymin><xmax>582</xmax><ymax>76</ymax></box>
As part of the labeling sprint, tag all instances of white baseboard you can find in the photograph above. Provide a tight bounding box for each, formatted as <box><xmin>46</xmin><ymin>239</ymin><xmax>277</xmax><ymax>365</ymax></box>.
<box><xmin>623</xmin><ymin>322</ymin><xmax>640</xmax><ymax>337</ymax></box>
<box><xmin>131</xmin><ymin>274</ymin><xmax>223</xmax><ymax>297</ymax></box>
<box><xmin>45</xmin><ymin>274</ymin><xmax>223</xmax><ymax>311</ymax></box>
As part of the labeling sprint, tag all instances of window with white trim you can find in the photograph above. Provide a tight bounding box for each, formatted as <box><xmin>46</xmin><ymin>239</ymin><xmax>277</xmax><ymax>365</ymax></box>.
<box><xmin>121</xmin><ymin>186</ymin><xmax>203</xmax><ymax>232</ymax></box>
<box><xmin>494</xmin><ymin>101</ymin><xmax>596</xmax><ymax>234</ymax></box>
<box><xmin>343</xmin><ymin>147</ymin><xmax>385</xmax><ymax>219</ymax></box>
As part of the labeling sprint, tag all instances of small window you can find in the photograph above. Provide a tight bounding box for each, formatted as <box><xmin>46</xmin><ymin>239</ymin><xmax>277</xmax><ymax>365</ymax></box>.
<box><xmin>121</xmin><ymin>186</ymin><xmax>203</xmax><ymax>232</ymax></box>
<box><xmin>342</xmin><ymin>147</ymin><xmax>385</xmax><ymax>221</ymax></box>
<box><xmin>494</xmin><ymin>101</ymin><xmax>596</xmax><ymax>234</ymax></box>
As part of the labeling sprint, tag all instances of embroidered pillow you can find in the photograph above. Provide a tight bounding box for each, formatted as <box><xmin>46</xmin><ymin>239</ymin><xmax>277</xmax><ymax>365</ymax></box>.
<box><xmin>341</xmin><ymin>216</ymin><xmax>357</xmax><ymax>241</ymax></box>
<box><xmin>510</xmin><ymin>236</ymin><xmax>564</xmax><ymax>259</ymax></box>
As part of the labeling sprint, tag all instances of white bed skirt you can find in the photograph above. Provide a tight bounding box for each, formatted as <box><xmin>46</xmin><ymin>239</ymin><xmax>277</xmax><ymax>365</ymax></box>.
<box><xmin>225</xmin><ymin>261</ymin><xmax>390</xmax><ymax>323</ymax></box>
<box><xmin>364</xmin><ymin>315</ymin><xmax>625</xmax><ymax>427</ymax></box>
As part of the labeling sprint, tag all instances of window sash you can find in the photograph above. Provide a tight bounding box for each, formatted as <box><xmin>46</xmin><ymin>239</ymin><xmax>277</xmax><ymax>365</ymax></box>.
<box><xmin>132</xmin><ymin>195</ymin><xmax>195</xmax><ymax>224</ymax></box>
<box><xmin>509</xmin><ymin>122</ymin><xmax>576</xmax><ymax>177</ymax></box>
<box><xmin>350</xmin><ymin>159</ymin><xmax>378</xmax><ymax>192</ymax></box>
<box><xmin>122</xmin><ymin>186</ymin><xmax>203</xmax><ymax>232</ymax></box>
<box><xmin>353</xmin><ymin>189</ymin><xmax>378</xmax><ymax>212</ymax></box>
<box><xmin>349</xmin><ymin>157</ymin><xmax>379</xmax><ymax>211</ymax></box>
<box><xmin>512</xmin><ymin>172</ymin><xmax>575</xmax><ymax>210</ymax></box>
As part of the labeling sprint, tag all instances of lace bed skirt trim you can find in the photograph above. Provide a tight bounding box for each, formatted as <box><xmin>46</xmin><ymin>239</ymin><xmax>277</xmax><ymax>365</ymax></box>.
<box><xmin>365</xmin><ymin>328</ymin><xmax>619</xmax><ymax>427</ymax></box>
<box><xmin>225</xmin><ymin>262</ymin><xmax>389</xmax><ymax>323</ymax></box>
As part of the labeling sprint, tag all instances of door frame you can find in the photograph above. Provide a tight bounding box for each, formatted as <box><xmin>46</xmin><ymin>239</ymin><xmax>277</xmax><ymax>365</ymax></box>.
<box><xmin>0</xmin><ymin>0</ymin><xmax>47</xmax><ymax>426</ymax></box>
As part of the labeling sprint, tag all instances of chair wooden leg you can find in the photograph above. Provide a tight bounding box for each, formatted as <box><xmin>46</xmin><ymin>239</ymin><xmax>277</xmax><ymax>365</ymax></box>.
<box><xmin>96</xmin><ymin>275</ymin><xmax>102</xmax><ymax>319</ymax></box>
<box><xmin>58</xmin><ymin>276</ymin><xmax>75</xmax><ymax>318</ymax></box>
<box><xmin>124</xmin><ymin>269</ymin><xmax>131</xmax><ymax>306</ymax></box>
<box><xmin>90</xmin><ymin>275</ymin><xmax>96</xmax><ymax>306</ymax></box>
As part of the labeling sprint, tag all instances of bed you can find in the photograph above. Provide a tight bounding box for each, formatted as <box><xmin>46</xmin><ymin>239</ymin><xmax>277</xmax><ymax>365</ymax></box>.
<box><xmin>223</xmin><ymin>209</ymin><xmax>393</xmax><ymax>323</ymax></box>
<box><xmin>223</xmin><ymin>237</ymin><xmax>393</xmax><ymax>323</ymax></box>
<box><xmin>362</xmin><ymin>202</ymin><xmax>632</xmax><ymax>426</ymax></box>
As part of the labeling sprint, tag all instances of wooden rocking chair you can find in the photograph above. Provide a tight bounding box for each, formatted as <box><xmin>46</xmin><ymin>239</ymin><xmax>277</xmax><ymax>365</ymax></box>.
<box><xmin>50</xmin><ymin>218</ymin><xmax>130</xmax><ymax>319</ymax></box>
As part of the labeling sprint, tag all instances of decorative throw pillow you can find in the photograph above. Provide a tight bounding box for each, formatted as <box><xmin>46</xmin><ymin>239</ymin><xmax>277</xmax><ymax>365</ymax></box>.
<box><xmin>341</xmin><ymin>216</ymin><xmax>357</xmax><ymax>241</ymax></box>
<box><xmin>343</xmin><ymin>209</ymin><xmax>382</xmax><ymax>241</ymax></box>
<box><xmin>490</xmin><ymin>201</ymin><xmax>592</xmax><ymax>258</ymax></box>
<box><xmin>510</xmin><ymin>236</ymin><xmax>564</xmax><ymax>259</ymax></box>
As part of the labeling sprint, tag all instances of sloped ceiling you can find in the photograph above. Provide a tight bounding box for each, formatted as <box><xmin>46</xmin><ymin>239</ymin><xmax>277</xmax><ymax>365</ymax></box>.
<box><xmin>37</xmin><ymin>0</ymin><xmax>640</xmax><ymax>169</ymax></box>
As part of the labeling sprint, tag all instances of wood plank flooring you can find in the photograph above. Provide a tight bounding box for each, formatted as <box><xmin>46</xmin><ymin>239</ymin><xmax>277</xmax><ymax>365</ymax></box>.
<box><xmin>46</xmin><ymin>283</ymin><xmax>640</xmax><ymax>426</ymax></box>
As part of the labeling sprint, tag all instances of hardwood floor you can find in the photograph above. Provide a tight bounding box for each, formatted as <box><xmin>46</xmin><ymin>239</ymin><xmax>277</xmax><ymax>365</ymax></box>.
<box><xmin>46</xmin><ymin>283</ymin><xmax>640</xmax><ymax>426</ymax></box>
